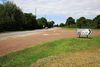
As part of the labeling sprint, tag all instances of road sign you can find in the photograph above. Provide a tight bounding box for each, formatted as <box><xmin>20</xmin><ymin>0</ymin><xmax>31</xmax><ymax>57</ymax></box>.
<box><xmin>77</xmin><ymin>29</ymin><xmax>91</xmax><ymax>38</ymax></box>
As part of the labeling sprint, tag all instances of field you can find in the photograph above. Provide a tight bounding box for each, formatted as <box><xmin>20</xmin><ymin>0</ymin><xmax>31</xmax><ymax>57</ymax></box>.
<box><xmin>0</xmin><ymin>34</ymin><xmax>100</xmax><ymax>67</ymax></box>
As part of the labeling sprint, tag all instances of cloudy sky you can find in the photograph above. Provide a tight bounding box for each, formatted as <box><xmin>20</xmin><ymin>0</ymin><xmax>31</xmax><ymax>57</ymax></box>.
<box><xmin>0</xmin><ymin>0</ymin><xmax>100</xmax><ymax>24</ymax></box>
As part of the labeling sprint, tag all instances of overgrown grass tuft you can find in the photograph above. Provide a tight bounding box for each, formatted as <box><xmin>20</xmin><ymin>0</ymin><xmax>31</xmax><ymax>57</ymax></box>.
<box><xmin>0</xmin><ymin>36</ymin><xmax>100</xmax><ymax>67</ymax></box>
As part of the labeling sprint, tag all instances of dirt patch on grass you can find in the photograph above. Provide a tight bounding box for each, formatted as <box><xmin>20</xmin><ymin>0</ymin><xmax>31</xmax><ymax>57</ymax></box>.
<box><xmin>32</xmin><ymin>49</ymin><xmax>100</xmax><ymax>67</ymax></box>
<box><xmin>0</xmin><ymin>28</ymin><xmax>99</xmax><ymax>56</ymax></box>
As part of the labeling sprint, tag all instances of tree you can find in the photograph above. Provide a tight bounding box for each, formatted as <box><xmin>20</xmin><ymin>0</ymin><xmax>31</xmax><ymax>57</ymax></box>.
<box><xmin>66</xmin><ymin>17</ymin><xmax>75</xmax><ymax>26</ymax></box>
<box><xmin>0</xmin><ymin>1</ymin><xmax>24</xmax><ymax>31</ymax></box>
<box><xmin>37</xmin><ymin>17</ymin><xmax>48</xmax><ymax>28</ymax></box>
<box><xmin>23</xmin><ymin>13</ymin><xmax>38</xmax><ymax>30</ymax></box>
<box><xmin>93</xmin><ymin>15</ymin><xmax>100</xmax><ymax>28</ymax></box>
<box><xmin>47</xmin><ymin>21</ymin><xmax>55</xmax><ymax>28</ymax></box>
<box><xmin>86</xmin><ymin>19</ymin><xmax>95</xmax><ymax>28</ymax></box>
<box><xmin>76</xmin><ymin>17</ymin><xmax>87</xmax><ymax>28</ymax></box>
<box><xmin>60</xmin><ymin>23</ymin><xmax>65</xmax><ymax>27</ymax></box>
<box><xmin>76</xmin><ymin>16</ymin><xmax>99</xmax><ymax>28</ymax></box>
<box><xmin>0</xmin><ymin>4</ymin><xmax>4</xmax><ymax>31</ymax></box>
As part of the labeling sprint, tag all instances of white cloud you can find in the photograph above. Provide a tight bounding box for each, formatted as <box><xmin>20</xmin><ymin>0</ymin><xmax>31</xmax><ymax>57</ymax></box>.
<box><xmin>8</xmin><ymin>0</ymin><xmax>100</xmax><ymax>24</ymax></box>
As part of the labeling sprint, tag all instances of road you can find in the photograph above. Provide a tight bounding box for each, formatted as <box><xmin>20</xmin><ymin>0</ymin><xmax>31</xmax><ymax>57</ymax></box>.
<box><xmin>0</xmin><ymin>28</ymin><xmax>58</xmax><ymax>40</ymax></box>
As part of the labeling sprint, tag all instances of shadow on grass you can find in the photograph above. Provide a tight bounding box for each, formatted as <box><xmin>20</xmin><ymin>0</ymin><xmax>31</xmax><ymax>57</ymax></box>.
<box><xmin>77</xmin><ymin>37</ymin><xmax>93</xmax><ymax>39</ymax></box>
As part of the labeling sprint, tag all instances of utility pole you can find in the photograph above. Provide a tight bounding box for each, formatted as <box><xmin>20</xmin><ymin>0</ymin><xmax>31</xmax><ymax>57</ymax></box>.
<box><xmin>35</xmin><ymin>8</ymin><xmax>37</xmax><ymax>17</ymax></box>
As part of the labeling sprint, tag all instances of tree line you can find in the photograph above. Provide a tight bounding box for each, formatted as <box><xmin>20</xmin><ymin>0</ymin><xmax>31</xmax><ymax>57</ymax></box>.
<box><xmin>0</xmin><ymin>1</ymin><xmax>55</xmax><ymax>32</ymax></box>
<box><xmin>60</xmin><ymin>15</ymin><xmax>100</xmax><ymax>29</ymax></box>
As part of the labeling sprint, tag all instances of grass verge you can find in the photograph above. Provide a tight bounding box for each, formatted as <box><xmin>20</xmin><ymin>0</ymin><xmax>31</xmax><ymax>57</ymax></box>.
<box><xmin>32</xmin><ymin>49</ymin><xmax>100</xmax><ymax>67</ymax></box>
<box><xmin>0</xmin><ymin>36</ymin><xmax>100</xmax><ymax>67</ymax></box>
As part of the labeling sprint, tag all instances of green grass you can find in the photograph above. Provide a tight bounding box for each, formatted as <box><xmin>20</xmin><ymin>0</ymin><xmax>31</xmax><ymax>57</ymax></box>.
<box><xmin>0</xmin><ymin>36</ymin><xmax>100</xmax><ymax>67</ymax></box>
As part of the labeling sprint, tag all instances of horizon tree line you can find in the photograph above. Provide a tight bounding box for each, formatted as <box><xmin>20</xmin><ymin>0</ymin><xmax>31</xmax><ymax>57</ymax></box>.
<box><xmin>60</xmin><ymin>15</ymin><xmax>100</xmax><ymax>29</ymax></box>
